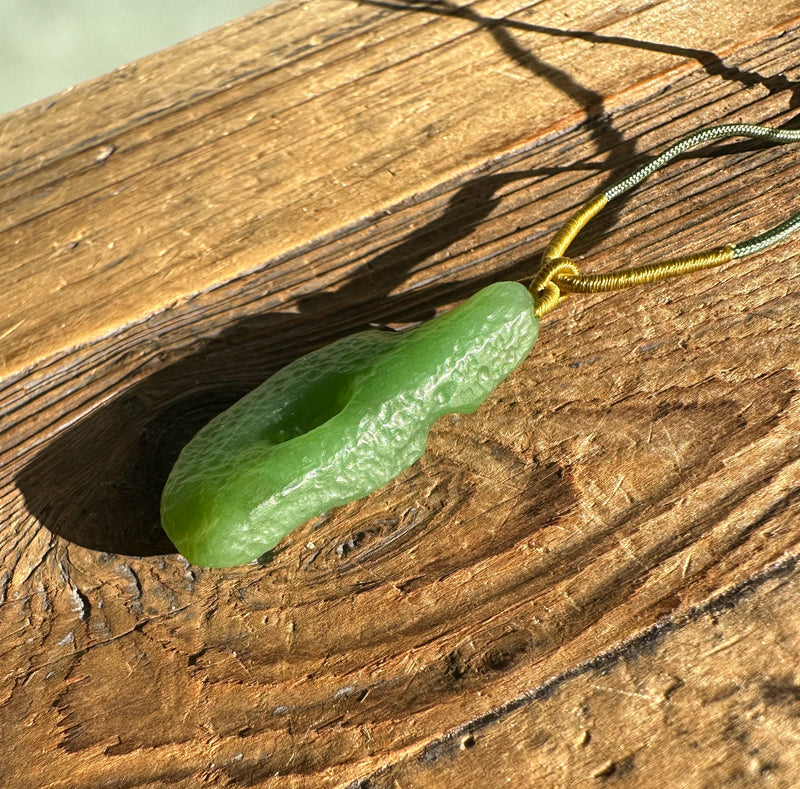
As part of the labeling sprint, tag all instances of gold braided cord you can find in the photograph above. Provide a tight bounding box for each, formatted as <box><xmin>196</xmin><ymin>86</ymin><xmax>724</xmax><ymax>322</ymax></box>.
<box><xmin>541</xmin><ymin>194</ymin><xmax>607</xmax><ymax>263</ymax></box>
<box><xmin>555</xmin><ymin>244</ymin><xmax>735</xmax><ymax>294</ymax></box>
<box><xmin>531</xmin><ymin>194</ymin><xmax>606</xmax><ymax>317</ymax></box>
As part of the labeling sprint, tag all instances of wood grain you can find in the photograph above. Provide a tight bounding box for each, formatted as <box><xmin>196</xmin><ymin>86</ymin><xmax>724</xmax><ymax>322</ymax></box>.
<box><xmin>366</xmin><ymin>559</ymin><xmax>800</xmax><ymax>787</ymax></box>
<box><xmin>2</xmin><ymin>1</ymin><xmax>800</xmax><ymax>787</ymax></box>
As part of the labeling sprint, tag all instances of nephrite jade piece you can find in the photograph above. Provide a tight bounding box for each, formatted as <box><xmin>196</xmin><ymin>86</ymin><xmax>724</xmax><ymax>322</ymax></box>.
<box><xmin>161</xmin><ymin>281</ymin><xmax>539</xmax><ymax>567</ymax></box>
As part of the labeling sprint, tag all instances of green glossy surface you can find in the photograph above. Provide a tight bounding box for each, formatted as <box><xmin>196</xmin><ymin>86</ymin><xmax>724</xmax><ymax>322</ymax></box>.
<box><xmin>161</xmin><ymin>281</ymin><xmax>539</xmax><ymax>567</ymax></box>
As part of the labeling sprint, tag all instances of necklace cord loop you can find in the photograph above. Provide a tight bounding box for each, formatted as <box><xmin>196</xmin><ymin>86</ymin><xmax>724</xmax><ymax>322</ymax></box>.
<box><xmin>531</xmin><ymin>257</ymin><xmax>580</xmax><ymax>318</ymax></box>
<box><xmin>530</xmin><ymin>122</ymin><xmax>800</xmax><ymax>319</ymax></box>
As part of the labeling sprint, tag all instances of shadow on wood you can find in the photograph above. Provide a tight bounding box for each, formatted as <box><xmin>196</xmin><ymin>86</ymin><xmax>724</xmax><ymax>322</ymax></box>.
<box><xmin>366</xmin><ymin>0</ymin><xmax>800</xmax><ymax>106</ymax></box>
<box><xmin>15</xmin><ymin>164</ymin><xmax>594</xmax><ymax>558</ymax></box>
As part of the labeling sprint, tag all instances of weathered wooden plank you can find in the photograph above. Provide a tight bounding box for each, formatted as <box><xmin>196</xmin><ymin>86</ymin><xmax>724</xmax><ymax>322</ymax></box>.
<box><xmin>2</xmin><ymin>1</ymin><xmax>800</xmax><ymax>788</ymax></box>
<box><xmin>364</xmin><ymin>558</ymin><xmax>800</xmax><ymax>788</ymax></box>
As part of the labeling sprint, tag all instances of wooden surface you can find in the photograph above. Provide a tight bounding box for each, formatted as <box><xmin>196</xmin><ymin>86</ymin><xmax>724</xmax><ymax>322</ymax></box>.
<box><xmin>2</xmin><ymin>1</ymin><xmax>800</xmax><ymax>786</ymax></box>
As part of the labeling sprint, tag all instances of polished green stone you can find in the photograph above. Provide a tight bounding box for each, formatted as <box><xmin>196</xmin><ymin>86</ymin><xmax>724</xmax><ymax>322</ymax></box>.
<box><xmin>161</xmin><ymin>281</ymin><xmax>538</xmax><ymax>567</ymax></box>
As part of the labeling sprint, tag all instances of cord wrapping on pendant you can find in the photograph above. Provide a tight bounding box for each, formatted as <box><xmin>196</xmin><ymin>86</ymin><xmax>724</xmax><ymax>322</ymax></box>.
<box><xmin>531</xmin><ymin>257</ymin><xmax>580</xmax><ymax>318</ymax></box>
<box><xmin>559</xmin><ymin>245</ymin><xmax>736</xmax><ymax>294</ymax></box>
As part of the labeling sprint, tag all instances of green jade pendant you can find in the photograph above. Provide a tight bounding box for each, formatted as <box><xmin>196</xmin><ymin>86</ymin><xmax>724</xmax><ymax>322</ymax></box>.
<box><xmin>161</xmin><ymin>282</ymin><xmax>538</xmax><ymax>567</ymax></box>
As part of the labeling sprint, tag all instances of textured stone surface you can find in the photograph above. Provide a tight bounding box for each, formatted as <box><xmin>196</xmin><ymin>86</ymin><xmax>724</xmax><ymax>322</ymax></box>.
<box><xmin>162</xmin><ymin>282</ymin><xmax>538</xmax><ymax>566</ymax></box>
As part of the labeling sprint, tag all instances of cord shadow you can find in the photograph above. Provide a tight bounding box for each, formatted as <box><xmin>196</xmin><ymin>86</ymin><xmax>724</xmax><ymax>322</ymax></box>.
<box><xmin>364</xmin><ymin>0</ymin><xmax>800</xmax><ymax>103</ymax></box>
<box><xmin>363</xmin><ymin>0</ymin><xmax>800</xmax><ymax>250</ymax></box>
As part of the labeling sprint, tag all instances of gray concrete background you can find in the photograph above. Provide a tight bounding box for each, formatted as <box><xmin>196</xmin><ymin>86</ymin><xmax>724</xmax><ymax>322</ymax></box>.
<box><xmin>1</xmin><ymin>0</ymin><xmax>269</xmax><ymax>114</ymax></box>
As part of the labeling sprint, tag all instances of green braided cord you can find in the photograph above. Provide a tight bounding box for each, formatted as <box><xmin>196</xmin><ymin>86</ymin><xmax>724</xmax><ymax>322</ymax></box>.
<box><xmin>732</xmin><ymin>210</ymin><xmax>800</xmax><ymax>259</ymax></box>
<box><xmin>603</xmin><ymin>123</ymin><xmax>800</xmax><ymax>260</ymax></box>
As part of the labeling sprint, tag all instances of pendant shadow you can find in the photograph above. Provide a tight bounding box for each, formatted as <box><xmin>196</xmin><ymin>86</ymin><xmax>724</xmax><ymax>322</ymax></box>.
<box><xmin>14</xmin><ymin>165</ymin><xmax>579</xmax><ymax>558</ymax></box>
